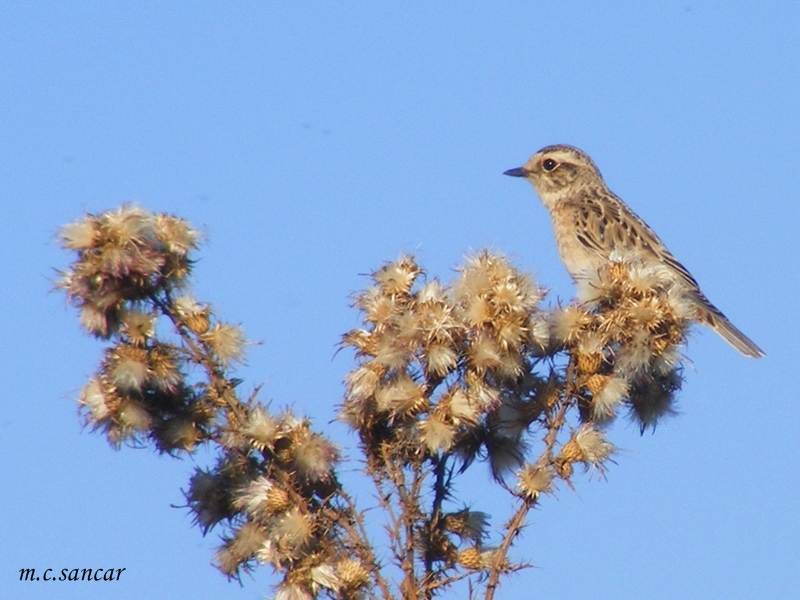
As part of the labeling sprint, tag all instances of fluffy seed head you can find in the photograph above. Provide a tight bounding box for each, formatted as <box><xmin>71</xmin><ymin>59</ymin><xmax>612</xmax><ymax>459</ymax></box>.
<box><xmin>565</xmin><ymin>423</ymin><xmax>614</xmax><ymax>466</ymax></box>
<box><xmin>468</xmin><ymin>332</ymin><xmax>503</xmax><ymax>373</ymax></box>
<box><xmin>372</xmin><ymin>335</ymin><xmax>413</xmax><ymax>369</ymax></box>
<box><xmin>591</xmin><ymin>376</ymin><xmax>629</xmax><ymax>421</ymax></box>
<box><xmin>117</xmin><ymin>398</ymin><xmax>152</xmax><ymax>433</ymax></box>
<box><xmin>374</xmin><ymin>374</ymin><xmax>427</xmax><ymax>416</ymax></box>
<box><xmin>274</xmin><ymin>583</ymin><xmax>313</xmax><ymax>600</ymax></box>
<box><xmin>272</xmin><ymin>508</ymin><xmax>313</xmax><ymax>550</ymax></box>
<box><xmin>243</xmin><ymin>405</ymin><xmax>280</xmax><ymax>451</ymax></box>
<box><xmin>158</xmin><ymin>417</ymin><xmax>200</xmax><ymax>452</ymax></box>
<box><xmin>174</xmin><ymin>294</ymin><xmax>212</xmax><ymax>335</ymax></box>
<box><xmin>153</xmin><ymin>214</ymin><xmax>201</xmax><ymax>256</ymax></box>
<box><xmin>440</xmin><ymin>387</ymin><xmax>481</xmax><ymax>425</ymax></box>
<box><xmin>120</xmin><ymin>310</ymin><xmax>155</xmax><ymax>344</ymax></box>
<box><xmin>202</xmin><ymin>323</ymin><xmax>247</xmax><ymax>365</ymax></box>
<box><xmin>417</xmin><ymin>279</ymin><xmax>447</xmax><ymax>303</ymax></box>
<box><xmin>344</xmin><ymin>362</ymin><xmax>382</xmax><ymax>403</ymax></box>
<box><xmin>309</xmin><ymin>564</ymin><xmax>340</xmax><ymax>593</ymax></box>
<box><xmin>79</xmin><ymin>378</ymin><xmax>110</xmax><ymax>423</ymax></box>
<box><xmin>234</xmin><ymin>476</ymin><xmax>291</xmax><ymax>517</ymax></box>
<box><xmin>186</xmin><ymin>468</ymin><xmax>231</xmax><ymax>533</ymax></box>
<box><xmin>518</xmin><ymin>463</ymin><xmax>554</xmax><ymax>500</ymax></box>
<box><xmin>292</xmin><ymin>432</ymin><xmax>339</xmax><ymax>482</ymax></box>
<box><xmin>424</xmin><ymin>343</ymin><xmax>459</xmax><ymax>377</ymax></box>
<box><xmin>551</xmin><ymin>305</ymin><xmax>593</xmax><ymax>344</ymax></box>
<box><xmin>60</xmin><ymin>215</ymin><xmax>101</xmax><ymax>250</ymax></box>
<box><xmin>336</xmin><ymin>559</ymin><xmax>369</xmax><ymax>590</ymax></box>
<box><xmin>107</xmin><ymin>344</ymin><xmax>150</xmax><ymax>392</ymax></box>
<box><xmin>219</xmin><ymin>520</ymin><xmax>267</xmax><ymax>573</ymax></box>
<box><xmin>373</xmin><ymin>256</ymin><xmax>421</xmax><ymax>295</ymax></box>
<box><xmin>418</xmin><ymin>414</ymin><xmax>455</xmax><ymax>453</ymax></box>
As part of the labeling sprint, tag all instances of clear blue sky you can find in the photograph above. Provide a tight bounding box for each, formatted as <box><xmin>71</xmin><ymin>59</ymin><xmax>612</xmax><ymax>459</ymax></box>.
<box><xmin>2</xmin><ymin>3</ymin><xmax>798</xmax><ymax>599</ymax></box>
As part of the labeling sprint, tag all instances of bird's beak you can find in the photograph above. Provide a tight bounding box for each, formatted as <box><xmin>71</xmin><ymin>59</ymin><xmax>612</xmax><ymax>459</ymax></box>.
<box><xmin>503</xmin><ymin>167</ymin><xmax>529</xmax><ymax>178</ymax></box>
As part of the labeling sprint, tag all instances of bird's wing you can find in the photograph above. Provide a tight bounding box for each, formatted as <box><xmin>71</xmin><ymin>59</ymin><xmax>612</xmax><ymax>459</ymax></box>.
<box><xmin>572</xmin><ymin>189</ymin><xmax>702</xmax><ymax>291</ymax></box>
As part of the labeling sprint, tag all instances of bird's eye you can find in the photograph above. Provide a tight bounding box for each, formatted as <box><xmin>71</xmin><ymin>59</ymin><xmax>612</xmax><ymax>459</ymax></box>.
<box><xmin>542</xmin><ymin>158</ymin><xmax>558</xmax><ymax>172</ymax></box>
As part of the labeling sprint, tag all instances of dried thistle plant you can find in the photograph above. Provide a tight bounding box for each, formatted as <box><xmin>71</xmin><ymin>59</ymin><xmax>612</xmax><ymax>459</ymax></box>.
<box><xmin>58</xmin><ymin>206</ymin><xmax>693</xmax><ymax>600</ymax></box>
<box><xmin>58</xmin><ymin>206</ymin><xmax>386</xmax><ymax>600</ymax></box>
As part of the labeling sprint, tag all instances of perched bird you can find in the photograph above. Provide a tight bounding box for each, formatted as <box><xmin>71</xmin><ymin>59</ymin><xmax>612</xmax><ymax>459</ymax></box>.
<box><xmin>504</xmin><ymin>144</ymin><xmax>764</xmax><ymax>358</ymax></box>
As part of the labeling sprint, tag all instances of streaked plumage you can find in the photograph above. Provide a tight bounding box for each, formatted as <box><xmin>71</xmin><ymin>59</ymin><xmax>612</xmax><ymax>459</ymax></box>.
<box><xmin>504</xmin><ymin>144</ymin><xmax>764</xmax><ymax>358</ymax></box>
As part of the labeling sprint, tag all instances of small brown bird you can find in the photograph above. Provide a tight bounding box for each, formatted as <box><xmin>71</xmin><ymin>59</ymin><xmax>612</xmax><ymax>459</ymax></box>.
<box><xmin>504</xmin><ymin>144</ymin><xmax>764</xmax><ymax>358</ymax></box>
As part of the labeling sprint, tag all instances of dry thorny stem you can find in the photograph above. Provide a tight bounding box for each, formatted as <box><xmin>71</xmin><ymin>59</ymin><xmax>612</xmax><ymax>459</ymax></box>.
<box><xmin>57</xmin><ymin>206</ymin><xmax>690</xmax><ymax>600</ymax></box>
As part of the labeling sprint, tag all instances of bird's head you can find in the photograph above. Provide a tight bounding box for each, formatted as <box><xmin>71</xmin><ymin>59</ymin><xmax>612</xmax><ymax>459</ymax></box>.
<box><xmin>504</xmin><ymin>145</ymin><xmax>604</xmax><ymax>205</ymax></box>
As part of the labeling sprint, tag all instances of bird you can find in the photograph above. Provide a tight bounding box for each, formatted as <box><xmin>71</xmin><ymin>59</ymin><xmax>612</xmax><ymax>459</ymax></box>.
<box><xmin>504</xmin><ymin>144</ymin><xmax>764</xmax><ymax>358</ymax></box>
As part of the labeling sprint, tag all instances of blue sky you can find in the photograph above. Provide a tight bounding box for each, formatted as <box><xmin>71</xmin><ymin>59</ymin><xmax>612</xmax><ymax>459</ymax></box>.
<box><xmin>2</xmin><ymin>3</ymin><xmax>798</xmax><ymax>599</ymax></box>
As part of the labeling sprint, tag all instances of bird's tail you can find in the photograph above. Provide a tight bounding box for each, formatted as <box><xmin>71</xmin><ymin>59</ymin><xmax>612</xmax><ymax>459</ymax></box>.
<box><xmin>695</xmin><ymin>296</ymin><xmax>765</xmax><ymax>358</ymax></box>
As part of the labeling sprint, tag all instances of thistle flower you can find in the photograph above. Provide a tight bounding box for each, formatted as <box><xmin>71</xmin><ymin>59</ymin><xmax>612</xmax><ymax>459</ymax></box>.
<box><xmin>213</xmin><ymin>544</ymin><xmax>242</xmax><ymax>578</ymax></box>
<box><xmin>485</xmin><ymin>431</ymin><xmax>527</xmax><ymax>481</ymax></box>
<box><xmin>117</xmin><ymin>398</ymin><xmax>153</xmax><ymax>434</ymax></box>
<box><xmin>256</xmin><ymin>539</ymin><xmax>280</xmax><ymax>568</ymax></box>
<box><xmin>417</xmin><ymin>279</ymin><xmax>447</xmax><ymax>304</ymax></box>
<box><xmin>202</xmin><ymin>323</ymin><xmax>247</xmax><ymax>365</ymax></box>
<box><xmin>291</xmin><ymin>432</ymin><xmax>339</xmax><ymax>482</ymax></box>
<box><xmin>272</xmin><ymin>508</ymin><xmax>313</xmax><ymax>551</ymax></box>
<box><xmin>443</xmin><ymin>509</ymin><xmax>489</xmax><ymax>542</ymax></box>
<box><xmin>463</xmin><ymin>296</ymin><xmax>493</xmax><ymax>327</ymax></box>
<box><xmin>186</xmin><ymin>468</ymin><xmax>232</xmax><ymax>533</ymax></box>
<box><xmin>374</xmin><ymin>374</ymin><xmax>427</xmax><ymax>416</ymax></box>
<box><xmin>153</xmin><ymin>213</ymin><xmax>201</xmax><ymax>256</ymax></box>
<box><xmin>242</xmin><ymin>405</ymin><xmax>281</xmax><ymax>452</ymax></box>
<box><xmin>214</xmin><ymin>521</ymin><xmax>267</xmax><ymax>577</ymax></box>
<box><xmin>105</xmin><ymin>344</ymin><xmax>149</xmax><ymax>392</ymax></box>
<box><xmin>457</xmin><ymin>546</ymin><xmax>498</xmax><ymax>571</ymax></box>
<box><xmin>147</xmin><ymin>345</ymin><xmax>183</xmax><ymax>392</ymax></box>
<box><xmin>78</xmin><ymin>304</ymin><xmax>121</xmax><ymax>338</ymax></box>
<box><xmin>517</xmin><ymin>462</ymin><xmax>554</xmax><ymax>500</ymax></box>
<box><xmin>495</xmin><ymin>350</ymin><xmax>524</xmax><ymax>378</ymax></box>
<box><xmin>418</xmin><ymin>413</ymin><xmax>455</xmax><ymax>453</ymax></box>
<box><xmin>495</xmin><ymin>319</ymin><xmax>526</xmax><ymax>351</ymax></box>
<box><xmin>454</xmin><ymin>252</ymin><xmax>542</xmax><ymax>316</ymax></box>
<box><xmin>394</xmin><ymin>309</ymin><xmax>424</xmax><ymax>347</ymax></box>
<box><xmin>60</xmin><ymin>214</ymin><xmax>101</xmax><ymax>250</ymax></box>
<box><xmin>457</xmin><ymin>546</ymin><xmax>484</xmax><ymax>571</ymax></box>
<box><xmin>423</xmin><ymin>343</ymin><xmax>459</xmax><ymax>377</ymax></box>
<box><xmin>373</xmin><ymin>255</ymin><xmax>421</xmax><ymax>295</ymax></box>
<box><xmin>103</xmin><ymin>205</ymin><xmax>157</xmax><ymax>248</ymax></box>
<box><xmin>120</xmin><ymin>310</ymin><xmax>155</xmax><ymax>345</ymax></box>
<box><xmin>309</xmin><ymin>564</ymin><xmax>341</xmax><ymax>593</ymax></box>
<box><xmin>550</xmin><ymin>305</ymin><xmax>593</xmax><ymax>345</ymax></box>
<box><xmin>468</xmin><ymin>331</ymin><xmax>503</xmax><ymax>373</ymax></box>
<box><xmin>156</xmin><ymin>417</ymin><xmax>200</xmax><ymax>452</ymax></box>
<box><xmin>527</xmin><ymin>313</ymin><xmax>552</xmax><ymax>350</ymax></box>
<box><xmin>628</xmin><ymin>370</ymin><xmax>681</xmax><ymax>432</ymax></box>
<box><xmin>560</xmin><ymin>425</ymin><xmax>615</xmax><ymax>475</ymax></box>
<box><xmin>465</xmin><ymin>373</ymin><xmax>501</xmax><ymax>412</ymax></box>
<box><xmin>173</xmin><ymin>295</ymin><xmax>212</xmax><ymax>335</ymax></box>
<box><xmin>614</xmin><ymin>329</ymin><xmax>657</xmax><ymax>377</ymax></box>
<box><xmin>357</xmin><ymin>287</ymin><xmax>400</xmax><ymax>329</ymax></box>
<box><xmin>587</xmin><ymin>375</ymin><xmax>629</xmax><ymax>421</ymax></box>
<box><xmin>78</xmin><ymin>378</ymin><xmax>111</xmax><ymax>423</ymax></box>
<box><xmin>335</xmin><ymin>558</ymin><xmax>369</xmax><ymax>590</ymax></box>
<box><xmin>372</xmin><ymin>335</ymin><xmax>413</xmax><ymax>370</ymax></box>
<box><xmin>439</xmin><ymin>387</ymin><xmax>481</xmax><ymax>426</ymax></box>
<box><xmin>274</xmin><ymin>582</ymin><xmax>313</xmax><ymax>600</ymax></box>
<box><xmin>232</xmin><ymin>520</ymin><xmax>267</xmax><ymax>565</ymax></box>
